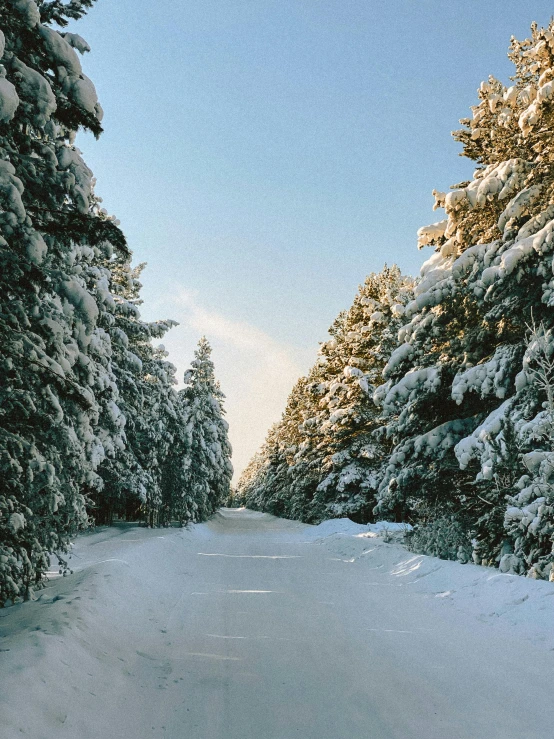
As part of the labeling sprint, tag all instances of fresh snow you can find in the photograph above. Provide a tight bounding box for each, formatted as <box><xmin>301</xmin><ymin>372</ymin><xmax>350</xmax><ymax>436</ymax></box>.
<box><xmin>1</xmin><ymin>508</ymin><xmax>554</xmax><ymax>739</ymax></box>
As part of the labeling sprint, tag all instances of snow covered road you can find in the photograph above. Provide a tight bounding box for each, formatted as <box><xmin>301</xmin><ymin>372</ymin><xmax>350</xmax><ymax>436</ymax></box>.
<box><xmin>2</xmin><ymin>508</ymin><xmax>554</xmax><ymax>738</ymax></box>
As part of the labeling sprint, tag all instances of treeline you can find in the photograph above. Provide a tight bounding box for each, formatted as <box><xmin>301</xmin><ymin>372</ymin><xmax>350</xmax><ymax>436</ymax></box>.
<box><xmin>237</xmin><ymin>20</ymin><xmax>554</xmax><ymax>580</ymax></box>
<box><xmin>0</xmin><ymin>0</ymin><xmax>232</xmax><ymax>606</ymax></box>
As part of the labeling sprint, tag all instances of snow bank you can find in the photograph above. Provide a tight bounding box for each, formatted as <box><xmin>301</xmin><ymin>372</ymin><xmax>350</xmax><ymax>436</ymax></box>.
<box><xmin>306</xmin><ymin>517</ymin><xmax>554</xmax><ymax>647</ymax></box>
<box><xmin>317</xmin><ymin>518</ymin><xmax>409</xmax><ymax>537</ymax></box>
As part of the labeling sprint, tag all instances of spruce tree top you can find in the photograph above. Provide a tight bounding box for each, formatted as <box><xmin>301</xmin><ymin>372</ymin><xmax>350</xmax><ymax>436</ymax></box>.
<box><xmin>183</xmin><ymin>337</ymin><xmax>224</xmax><ymax>398</ymax></box>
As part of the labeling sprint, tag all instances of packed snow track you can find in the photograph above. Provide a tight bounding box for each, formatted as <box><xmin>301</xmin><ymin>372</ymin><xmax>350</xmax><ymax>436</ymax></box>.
<box><xmin>1</xmin><ymin>508</ymin><xmax>554</xmax><ymax>739</ymax></box>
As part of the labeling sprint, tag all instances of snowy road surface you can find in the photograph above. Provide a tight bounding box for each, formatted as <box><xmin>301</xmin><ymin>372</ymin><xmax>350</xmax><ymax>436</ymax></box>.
<box><xmin>2</xmin><ymin>508</ymin><xmax>554</xmax><ymax>739</ymax></box>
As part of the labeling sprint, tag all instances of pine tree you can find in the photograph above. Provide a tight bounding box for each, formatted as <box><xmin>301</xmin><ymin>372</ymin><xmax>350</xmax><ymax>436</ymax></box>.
<box><xmin>235</xmin><ymin>423</ymin><xmax>291</xmax><ymax>516</ymax></box>
<box><xmin>0</xmin><ymin>0</ymin><xmax>196</xmax><ymax>604</ymax></box>
<box><xmin>308</xmin><ymin>266</ymin><xmax>414</xmax><ymax>522</ymax></box>
<box><xmin>0</xmin><ymin>0</ymin><xmax>128</xmax><ymax>604</ymax></box>
<box><xmin>503</xmin><ymin>323</ymin><xmax>554</xmax><ymax>577</ymax></box>
<box><xmin>97</xmin><ymin>259</ymin><xmax>183</xmax><ymax>526</ymax></box>
<box><xmin>374</xmin><ymin>20</ymin><xmax>554</xmax><ymax>575</ymax></box>
<box><xmin>237</xmin><ymin>266</ymin><xmax>414</xmax><ymax>524</ymax></box>
<box><xmin>172</xmin><ymin>338</ymin><xmax>232</xmax><ymax>521</ymax></box>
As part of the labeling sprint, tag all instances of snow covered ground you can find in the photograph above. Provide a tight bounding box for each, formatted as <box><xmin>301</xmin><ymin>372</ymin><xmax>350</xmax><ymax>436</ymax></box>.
<box><xmin>1</xmin><ymin>508</ymin><xmax>554</xmax><ymax>738</ymax></box>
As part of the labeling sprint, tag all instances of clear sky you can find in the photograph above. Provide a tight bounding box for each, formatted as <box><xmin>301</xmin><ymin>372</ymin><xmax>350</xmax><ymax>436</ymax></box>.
<box><xmin>70</xmin><ymin>0</ymin><xmax>554</xmax><ymax>479</ymax></box>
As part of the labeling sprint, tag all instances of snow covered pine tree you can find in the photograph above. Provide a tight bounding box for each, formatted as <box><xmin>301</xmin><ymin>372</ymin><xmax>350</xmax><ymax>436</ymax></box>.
<box><xmin>166</xmin><ymin>338</ymin><xmax>233</xmax><ymax>523</ymax></box>
<box><xmin>0</xmin><ymin>0</ymin><xmax>131</xmax><ymax>605</ymax></box>
<box><xmin>375</xmin><ymin>20</ymin><xmax>554</xmax><ymax>577</ymax></box>
<box><xmin>237</xmin><ymin>266</ymin><xmax>414</xmax><ymax>523</ymax></box>
<box><xmin>308</xmin><ymin>267</ymin><xmax>414</xmax><ymax>522</ymax></box>
<box><xmin>97</xmin><ymin>259</ymin><xmax>183</xmax><ymax>528</ymax></box>
<box><xmin>0</xmin><ymin>0</ymin><xmax>196</xmax><ymax>604</ymax></box>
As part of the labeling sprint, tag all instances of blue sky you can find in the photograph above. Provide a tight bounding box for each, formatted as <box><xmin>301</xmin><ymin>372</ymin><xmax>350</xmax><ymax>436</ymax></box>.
<box><xmin>70</xmin><ymin>0</ymin><xmax>554</xmax><ymax>477</ymax></box>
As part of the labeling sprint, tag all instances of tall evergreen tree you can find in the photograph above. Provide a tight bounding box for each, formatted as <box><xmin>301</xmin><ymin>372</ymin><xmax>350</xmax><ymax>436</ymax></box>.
<box><xmin>170</xmin><ymin>338</ymin><xmax>233</xmax><ymax>522</ymax></box>
<box><xmin>235</xmin><ymin>423</ymin><xmax>292</xmax><ymax>517</ymax></box>
<box><xmin>237</xmin><ymin>266</ymin><xmax>414</xmax><ymax>523</ymax></box>
<box><xmin>309</xmin><ymin>267</ymin><xmax>414</xmax><ymax>522</ymax></box>
<box><xmin>0</xmin><ymin>0</ymin><xmax>127</xmax><ymax>604</ymax></box>
<box><xmin>97</xmin><ymin>260</ymin><xmax>182</xmax><ymax>526</ymax></box>
<box><xmin>374</xmin><ymin>19</ymin><xmax>554</xmax><ymax>576</ymax></box>
<box><xmin>0</xmin><ymin>1</ymin><xmax>214</xmax><ymax>604</ymax></box>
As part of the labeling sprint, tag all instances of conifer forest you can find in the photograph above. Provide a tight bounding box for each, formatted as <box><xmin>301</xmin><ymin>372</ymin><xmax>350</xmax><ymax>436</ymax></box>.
<box><xmin>0</xmin><ymin>1</ymin><xmax>233</xmax><ymax>605</ymax></box>
<box><xmin>237</xmin><ymin>21</ymin><xmax>554</xmax><ymax>582</ymax></box>
<box><xmin>2</xmin><ymin>3</ymin><xmax>554</xmax><ymax>738</ymax></box>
